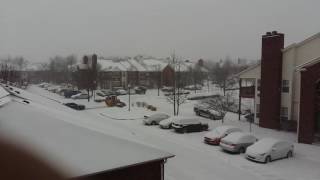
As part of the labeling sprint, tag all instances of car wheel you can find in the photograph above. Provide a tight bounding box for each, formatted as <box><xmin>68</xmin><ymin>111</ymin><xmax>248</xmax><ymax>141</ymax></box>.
<box><xmin>183</xmin><ymin>128</ymin><xmax>188</xmax><ymax>133</ymax></box>
<box><xmin>239</xmin><ymin>147</ymin><xmax>245</xmax><ymax>154</ymax></box>
<box><xmin>265</xmin><ymin>156</ymin><xmax>271</xmax><ymax>163</ymax></box>
<box><xmin>151</xmin><ymin>121</ymin><xmax>157</xmax><ymax>125</ymax></box>
<box><xmin>287</xmin><ymin>151</ymin><xmax>293</xmax><ymax>158</ymax></box>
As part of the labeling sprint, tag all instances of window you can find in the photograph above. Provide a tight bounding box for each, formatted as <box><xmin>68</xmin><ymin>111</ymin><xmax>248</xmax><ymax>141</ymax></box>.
<box><xmin>257</xmin><ymin>79</ymin><xmax>261</xmax><ymax>91</ymax></box>
<box><xmin>280</xmin><ymin>107</ymin><xmax>289</xmax><ymax>121</ymax></box>
<box><xmin>282</xmin><ymin>80</ymin><xmax>289</xmax><ymax>93</ymax></box>
<box><xmin>256</xmin><ymin>104</ymin><xmax>260</xmax><ymax>118</ymax></box>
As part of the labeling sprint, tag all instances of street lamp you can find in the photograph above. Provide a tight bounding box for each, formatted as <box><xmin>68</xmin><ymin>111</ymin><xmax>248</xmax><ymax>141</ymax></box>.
<box><xmin>128</xmin><ymin>84</ymin><xmax>131</xmax><ymax>111</ymax></box>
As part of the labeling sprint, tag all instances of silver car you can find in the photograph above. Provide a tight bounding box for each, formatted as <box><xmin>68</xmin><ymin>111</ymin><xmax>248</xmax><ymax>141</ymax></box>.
<box><xmin>71</xmin><ymin>93</ymin><xmax>89</xmax><ymax>99</ymax></box>
<box><xmin>245</xmin><ymin>138</ymin><xmax>294</xmax><ymax>163</ymax></box>
<box><xmin>143</xmin><ymin>113</ymin><xmax>170</xmax><ymax>125</ymax></box>
<box><xmin>220</xmin><ymin>132</ymin><xmax>257</xmax><ymax>153</ymax></box>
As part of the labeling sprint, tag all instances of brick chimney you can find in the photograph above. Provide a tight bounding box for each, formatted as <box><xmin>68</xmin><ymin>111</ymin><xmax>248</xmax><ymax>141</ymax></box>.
<box><xmin>198</xmin><ymin>59</ymin><xmax>204</xmax><ymax>67</ymax></box>
<box><xmin>259</xmin><ymin>31</ymin><xmax>284</xmax><ymax>129</ymax></box>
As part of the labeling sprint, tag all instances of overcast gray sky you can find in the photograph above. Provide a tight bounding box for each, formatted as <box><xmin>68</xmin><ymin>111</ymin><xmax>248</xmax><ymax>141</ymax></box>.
<box><xmin>1</xmin><ymin>0</ymin><xmax>320</xmax><ymax>62</ymax></box>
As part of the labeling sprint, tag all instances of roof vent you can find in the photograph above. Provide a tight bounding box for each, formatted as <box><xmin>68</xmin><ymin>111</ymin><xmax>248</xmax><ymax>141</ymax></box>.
<box><xmin>266</xmin><ymin>32</ymin><xmax>272</xmax><ymax>36</ymax></box>
<box><xmin>272</xmin><ymin>31</ymin><xmax>278</xmax><ymax>35</ymax></box>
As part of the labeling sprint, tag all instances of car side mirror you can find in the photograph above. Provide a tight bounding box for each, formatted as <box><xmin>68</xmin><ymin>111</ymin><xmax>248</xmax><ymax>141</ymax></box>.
<box><xmin>271</xmin><ymin>147</ymin><xmax>276</xmax><ymax>151</ymax></box>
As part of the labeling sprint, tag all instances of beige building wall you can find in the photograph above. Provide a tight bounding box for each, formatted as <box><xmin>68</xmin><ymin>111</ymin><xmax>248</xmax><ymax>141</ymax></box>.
<box><xmin>282</xmin><ymin>34</ymin><xmax>320</xmax><ymax>121</ymax></box>
<box><xmin>238</xmin><ymin>33</ymin><xmax>320</xmax><ymax>125</ymax></box>
<box><xmin>239</xmin><ymin>65</ymin><xmax>261</xmax><ymax>123</ymax></box>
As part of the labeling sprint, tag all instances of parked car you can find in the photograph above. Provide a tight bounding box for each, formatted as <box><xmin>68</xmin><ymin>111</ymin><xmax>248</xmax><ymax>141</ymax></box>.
<box><xmin>245</xmin><ymin>138</ymin><xmax>294</xmax><ymax>163</ymax></box>
<box><xmin>116</xmin><ymin>89</ymin><xmax>127</xmax><ymax>95</ymax></box>
<box><xmin>101</xmin><ymin>89</ymin><xmax>115</xmax><ymax>96</ymax></box>
<box><xmin>220</xmin><ymin>132</ymin><xmax>258</xmax><ymax>153</ymax></box>
<box><xmin>64</xmin><ymin>90</ymin><xmax>81</xmax><ymax>98</ymax></box>
<box><xmin>48</xmin><ymin>86</ymin><xmax>59</xmax><ymax>93</ymax></box>
<box><xmin>194</xmin><ymin>103</ymin><xmax>210</xmax><ymax>112</ymax></box>
<box><xmin>204</xmin><ymin>126</ymin><xmax>242</xmax><ymax>145</ymax></box>
<box><xmin>143</xmin><ymin>113</ymin><xmax>170</xmax><ymax>125</ymax></box>
<box><xmin>244</xmin><ymin>113</ymin><xmax>255</xmax><ymax>123</ymax></box>
<box><xmin>71</xmin><ymin>93</ymin><xmax>89</xmax><ymax>99</ymax></box>
<box><xmin>184</xmin><ymin>85</ymin><xmax>202</xmax><ymax>90</ymax></box>
<box><xmin>134</xmin><ymin>86</ymin><xmax>147</xmax><ymax>94</ymax></box>
<box><xmin>94</xmin><ymin>97</ymin><xmax>106</xmax><ymax>102</ymax></box>
<box><xmin>161</xmin><ymin>86</ymin><xmax>174</xmax><ymax>92</ymax></box>
<box><xmin>195</xmin><ymin>107</ymin><xmax>224</xmax><ymax>120</ymax></box>
<box><xmin>115</xmin><ymin>101</ymin><xmax>126</xmax><ymax>107</ymax></box>
<box><xmin>188</xmin><ymin>94</ymin><xmax>220</xmax><ymax>100</ymax></box>
<box><xmin>95</xmin><ymin>90</ymin><xmax>106</xmax><ymax>97</ymax></box>
<box><xmin>164</xmin><ymin>90</ymin><xmax>190</xmax><ymax>96</ymax></box>
<box><xmin>172</xmin><ymin>118</ymin><xmax>209</xmax><ymax>133</ymax></box>
<box><xmin>63</xmin><ymin>103</ymin><xmax>85</xmax><ymax>110</ymax></box>
<box><xmin>159</xmin><ymin>116</ymin><xmax>185</xmax><ymax>129</ymax></box>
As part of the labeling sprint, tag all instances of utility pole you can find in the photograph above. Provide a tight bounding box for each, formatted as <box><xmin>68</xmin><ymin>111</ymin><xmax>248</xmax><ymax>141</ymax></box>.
<box><xmin>128</xmin><ymin>84</ymin><xmax>131</xmax><ymax>111</ymax></box>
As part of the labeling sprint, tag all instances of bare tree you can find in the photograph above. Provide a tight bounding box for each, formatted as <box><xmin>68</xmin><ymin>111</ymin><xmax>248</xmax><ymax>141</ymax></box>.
<box><xmin>166</xmin><ymin>53</ymin><xmax>188</xmax><ymax>116</ymax></box>
<box><xmin>202</xmin><ymin>94</ymin><xmax>237</xmax><ymax>123</ymax></box>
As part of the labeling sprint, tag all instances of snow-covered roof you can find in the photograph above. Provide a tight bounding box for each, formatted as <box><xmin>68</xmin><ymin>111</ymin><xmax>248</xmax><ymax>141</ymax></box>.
<box><xmin>295</xmin><ymin>56</ymin><xmax>320</xmax><ymax>71</ymax></box>
<box><xmin>0</xmin><ymin>94</ymin><xmax>173</xmax><ymax>178</ymax></box>
<box><xmin>140</xmin><ymin>59</ymin><xmax>169</xmax><ymax>72</ymax></box>
<box><xmin>282</xmin><ymin>32</ymin><xmax>320</xmax><ymax>52</ymax></box>
<box><xmin>234</xmin><ymin>62</ymin><xmax>261</xmax><ymax>78</ymax></box>
<box><xmin>98</xmin><ymin>59</ymin><xmax>128</xmax><ymax>72</ymax></box>
<box><xmin>0</xmin><ymin>86</ymin><xmax>11</xmax><ymax>106</ymax></box>
<box><xmin>127</xmin><ymin>58</ymin><xmax>147</xmax><ymax>71</ymax></box>
<box><xmin>0</xmin><ymin>86</ymin><xmax>9</xmax><ymax>99</ymax></box>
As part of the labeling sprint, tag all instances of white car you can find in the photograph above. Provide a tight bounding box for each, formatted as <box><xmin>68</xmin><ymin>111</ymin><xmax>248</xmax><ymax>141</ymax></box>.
<box><xmin>116</xmin><ymin>89</ymin><xmax>127</xmax><ymax>95</ymax></box>
<box><xmin>159</xmin><ymin>116</ymin><xmax>186</xmax><ymax>129</ymax></box>
<box><xmin>204</xmin><ymin>126</ymin><xmax>242</xmax><ymax>145</ymax></box>
<box><xmin>245</xmin><ymin>138</ymin><xmax>294</xmax><ymax>163</ymax></box>
<box><xmin>143</xmin><ymin>113</ymin><xmax>170</xmax><ymax>125</ymax></box>
<box><xmin>71</xmin><ymin>93</ymin><xmax>89</xmax><ymax>99</ymax></box>
<box><xmin>220</xmin><ymin>132</ymin><xmax>257</xmax><ymax>153</ymax></box>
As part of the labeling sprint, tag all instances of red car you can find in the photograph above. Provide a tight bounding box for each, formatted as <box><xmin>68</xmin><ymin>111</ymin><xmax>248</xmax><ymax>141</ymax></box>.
<box><xmin>203</xmin><ymin>126</ymin><xmax>242</xmax><ymax>145</ymax></box>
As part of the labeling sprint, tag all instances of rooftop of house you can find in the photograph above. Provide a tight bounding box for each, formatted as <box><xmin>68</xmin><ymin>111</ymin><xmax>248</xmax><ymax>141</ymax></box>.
<box><xmin>0</xmin><ymin>86</ymin><xmax>174</xmax><ymax>178</ymax></box>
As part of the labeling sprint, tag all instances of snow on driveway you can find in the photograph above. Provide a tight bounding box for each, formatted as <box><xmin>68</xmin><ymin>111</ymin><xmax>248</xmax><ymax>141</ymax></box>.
<box><xmin>25</xmin><ymin>85</ymin><xmax>320</xmax><ymax>180</ymax></box>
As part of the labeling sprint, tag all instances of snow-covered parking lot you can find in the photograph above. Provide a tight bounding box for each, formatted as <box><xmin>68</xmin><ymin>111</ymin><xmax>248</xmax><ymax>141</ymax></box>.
<box><xmin>4</xmin><ymin>85</ymin><xmax>320</xmax><ymax>180</ymax></box>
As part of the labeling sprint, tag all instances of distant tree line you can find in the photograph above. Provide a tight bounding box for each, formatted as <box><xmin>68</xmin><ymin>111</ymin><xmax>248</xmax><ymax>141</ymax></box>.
<box><xmin>0</xmin><ymin>56</ymin><xmax>29</xmax><ymax>84</ymax></box>
<box><xmin>208</xmin><ymin>57</ymin><xmax>251</xmax><ymax>96</ymax></box>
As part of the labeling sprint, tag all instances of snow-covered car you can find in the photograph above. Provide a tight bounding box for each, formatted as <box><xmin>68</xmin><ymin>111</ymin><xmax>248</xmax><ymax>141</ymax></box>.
<box><xmin>220</xmin><ymin>132</ymin><xmax>258</xmax><ymax>153</ymax></box>
<box><xmin>204</xmin><ymin>126</ymin><xmax>242</xmax><ymax>145</ymax></box>
<box><xmin>195</xmin><ymin>107</ymin><xmax>224</xmax><ymax>120</ymax></box>
<box><xmin>71</xmin><ymin>93</ymin><xmax>89</xmax><ymax>99</ymax></box>
<box><xmin>143</xmin><ymin>113</ymin><xmax>170</xmax><ymax>125</ymax></box>
<box><xmin>164</xmin><ymin>90</ymin><xmax>190</xmax><ymax>96</ymax></box>
<box><xmin>245</xmin><ymin>138</ymin><xmax>294</xmax><ymax>163</ymax></box>
<box><xmin>64</xmin><ymin>90</ymin><xmax>81</xmax><ymax>98</ymax></box>
<box><xmin>116</xmin><ymin>89</ymin><xmax>127</xmax><ymax>95</ymax></box>
<box><xmin>48</xmin><ymin>86</ymin><xmax>59</xmax><ymax>93</ymax></box>
<box><xmin>115</xmin><ymin>101</ymin><xmax>126</xmax><ymax>107</ymax></box>
<box><xmin>184</xmin><ymin>85</ymin><xmax>202</xmax><ymax>90</ymax></box>
<box><xmin>172</xmin><ymin>118</ymin><xmax>209</xmax><ymax>133</ymax></box>
<box><xmin>134</xmin><ymin>86</ymin><xmax>147</xmax><ymax>94</ymax></box>
<box><xmin>159</xmin><ymin>116</ymin><xmax>185</xmax><ymax>129</ymax></box>
<box><xmin>95</xmin><ymin>90</ymin><xmax>106</xmax><ymax>97</ymax></box>
<box><xmin>161</xmin><ymin>86</ymin><xmax>173</xmax><ymax>92</ymax></box>
<box><xmin>63</xmin><ymin>102</ymin><xmax>85</xmax><ymax>110</ymax></box>
<box><xmin>101</xmin><ymin>89</ymin><xmax>115</xmax><ymax>96</ymax></box>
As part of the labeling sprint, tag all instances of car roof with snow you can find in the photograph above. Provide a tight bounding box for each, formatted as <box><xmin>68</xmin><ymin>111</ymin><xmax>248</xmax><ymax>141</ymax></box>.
<box><xmin>0</xmin><ymin>91</ymin><xmax>173</xmax><ymax>178</ymax></box>
<box><xmin>222</xmin><ymin>132</ymin><xmax>256</xmax><ymax>143</ymax></box>
<box><xmin>255</xmin><ymin>137</ymin><xmax>283</xmax><ymax>146</ymax></box>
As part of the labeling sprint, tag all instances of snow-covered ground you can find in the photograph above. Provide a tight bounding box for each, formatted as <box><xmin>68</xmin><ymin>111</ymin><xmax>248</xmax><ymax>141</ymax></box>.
<box><xmin>3</xmin><ymin>85</ymin><xmax>320</xmax><ymax>180</ymax></box>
